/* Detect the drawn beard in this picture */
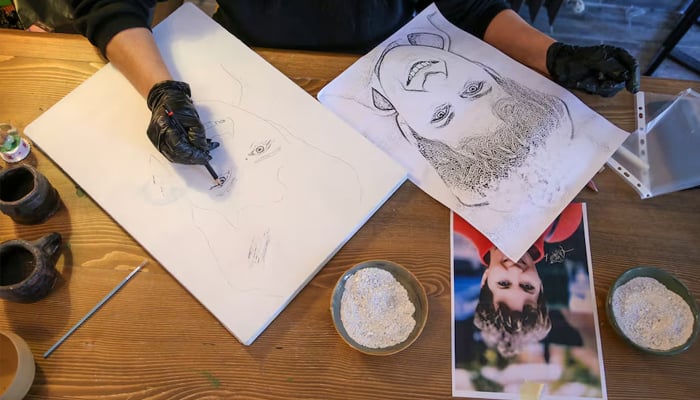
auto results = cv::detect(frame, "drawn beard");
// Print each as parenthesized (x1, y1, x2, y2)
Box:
(410, 77, 570, 205)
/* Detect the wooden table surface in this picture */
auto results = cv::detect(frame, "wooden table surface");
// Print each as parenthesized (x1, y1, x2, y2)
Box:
(1, 29, 699, 400)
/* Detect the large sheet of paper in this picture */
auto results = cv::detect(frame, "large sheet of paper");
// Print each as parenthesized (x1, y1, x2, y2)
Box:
(451, 203, 607, 399)
(24, 3, 406, 345)
(318, 4, 627, 261)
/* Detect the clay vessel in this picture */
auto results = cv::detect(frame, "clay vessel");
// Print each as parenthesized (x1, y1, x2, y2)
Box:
(0, 232, 62, 303)
(0, 164, 61, 225)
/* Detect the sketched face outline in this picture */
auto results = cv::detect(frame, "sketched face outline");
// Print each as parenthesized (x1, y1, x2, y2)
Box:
(377, 45, 509, 149)
(372, 41, 572, 206)
(482, 247, 542, 312)
(192, 102, 289, 224)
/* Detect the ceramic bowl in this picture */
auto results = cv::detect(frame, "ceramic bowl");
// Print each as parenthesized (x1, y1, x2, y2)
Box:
(606, 266, 699, 355)
(0, 330, 36, 399)
(330, 260, 428, 356)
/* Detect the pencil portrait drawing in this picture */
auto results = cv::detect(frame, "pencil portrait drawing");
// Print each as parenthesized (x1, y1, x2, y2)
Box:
(319, 4, 627, 260)
(370, 30, 574, 208)
(144, 66, 365, 292)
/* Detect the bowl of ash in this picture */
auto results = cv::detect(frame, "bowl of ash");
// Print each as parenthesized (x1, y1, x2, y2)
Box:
(330, 260, 428, 356)
(606, 266, 699, 355)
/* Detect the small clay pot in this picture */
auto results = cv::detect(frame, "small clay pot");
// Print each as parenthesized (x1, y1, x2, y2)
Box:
(0, 164, 62, 225)
(0, 232, 62, 303)
(0, 330, 35, 400)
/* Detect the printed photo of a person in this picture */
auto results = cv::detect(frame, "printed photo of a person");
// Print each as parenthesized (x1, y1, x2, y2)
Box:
(455, 203, 582, 357)
(452, 202, 607, 399)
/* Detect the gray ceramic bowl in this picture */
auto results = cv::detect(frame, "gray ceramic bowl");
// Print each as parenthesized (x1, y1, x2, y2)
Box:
(606, 266, 699, 355)
(330, 260, 428, 356)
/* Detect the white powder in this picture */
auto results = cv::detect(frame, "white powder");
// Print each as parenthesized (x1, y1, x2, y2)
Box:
(612, 276, 695, 351)
(340, 267, 416, 349)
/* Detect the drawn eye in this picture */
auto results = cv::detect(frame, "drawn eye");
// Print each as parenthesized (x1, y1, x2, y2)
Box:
(248, 140, 272, 157)
(431, 104, 451, 124)
(460, 81, 490, 99)
(465, 82, 482, 94)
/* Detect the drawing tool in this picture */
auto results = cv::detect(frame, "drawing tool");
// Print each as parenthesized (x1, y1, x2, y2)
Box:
(163, 107, 221, 184)
(203, 161, 220, 182)
(586, 180, 599, 193)
(43, 260, 147, 358)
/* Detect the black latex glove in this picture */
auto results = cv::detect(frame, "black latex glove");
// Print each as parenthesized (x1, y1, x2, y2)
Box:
(146, 80, 218, 165)
(546, 43, 640, 98)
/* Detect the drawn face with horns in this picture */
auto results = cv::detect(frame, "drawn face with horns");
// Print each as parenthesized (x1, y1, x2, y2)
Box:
(372, 33, 572, 206)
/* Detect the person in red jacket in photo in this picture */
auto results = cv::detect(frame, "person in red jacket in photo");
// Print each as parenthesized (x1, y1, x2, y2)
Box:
(453, 203, 583, 357)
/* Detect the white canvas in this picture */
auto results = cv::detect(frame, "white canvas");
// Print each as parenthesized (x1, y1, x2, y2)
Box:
(24, 3, 406, 345)
(318, 4, 627, 261)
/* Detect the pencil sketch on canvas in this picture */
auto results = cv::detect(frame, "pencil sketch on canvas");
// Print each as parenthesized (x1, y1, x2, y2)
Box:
(24, 3, 406, 346)
(318, 4, 628, 261)
(144, 65, 364, 292)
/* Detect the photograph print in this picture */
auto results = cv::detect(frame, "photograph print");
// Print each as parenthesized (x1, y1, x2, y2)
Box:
(451, 202, 607, 399)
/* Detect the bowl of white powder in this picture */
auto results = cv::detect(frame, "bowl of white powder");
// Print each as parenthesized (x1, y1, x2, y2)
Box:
(330, 260, 428, 356)
(606, 266, 699, 355)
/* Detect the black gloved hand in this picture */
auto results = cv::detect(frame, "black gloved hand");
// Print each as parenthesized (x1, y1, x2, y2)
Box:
(146, 80, 218, 165)
(546, 42, 640, 97)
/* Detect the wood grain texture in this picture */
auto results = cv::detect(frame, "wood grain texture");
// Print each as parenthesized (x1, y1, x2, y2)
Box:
(0, 29, 699, 400)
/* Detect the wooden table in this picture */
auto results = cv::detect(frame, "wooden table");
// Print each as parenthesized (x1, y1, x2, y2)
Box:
(1, 29, 699, 400)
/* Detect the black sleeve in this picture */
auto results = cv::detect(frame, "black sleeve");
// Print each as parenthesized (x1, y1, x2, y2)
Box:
(71, 0, 157, 57)
(423, 0, 511, 39)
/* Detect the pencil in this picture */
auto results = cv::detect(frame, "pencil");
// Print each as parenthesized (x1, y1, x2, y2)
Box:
(586, 180, 599, 193)
(163, 107, 219, 184)
(204, 161, 219, 181)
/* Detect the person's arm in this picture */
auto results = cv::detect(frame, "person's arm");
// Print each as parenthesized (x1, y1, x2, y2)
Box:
(482, 9, 554, 76)
(435, 0, 639, 97)
(72, 0, 217, 165)
(433, 0, 553, 74)
(485, 9, 640, 96)
(72, 0, 168, 96)
(105, 27, 173, 97)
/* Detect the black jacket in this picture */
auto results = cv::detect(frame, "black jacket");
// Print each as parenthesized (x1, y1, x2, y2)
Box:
(72, 0, 509, 56)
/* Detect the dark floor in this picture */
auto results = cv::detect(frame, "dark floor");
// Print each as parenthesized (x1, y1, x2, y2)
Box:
(186, 0, 700, 82)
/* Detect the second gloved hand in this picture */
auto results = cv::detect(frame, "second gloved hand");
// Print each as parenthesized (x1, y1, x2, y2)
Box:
(147, 80, 219, 165)
(546, 43, 640, 97)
